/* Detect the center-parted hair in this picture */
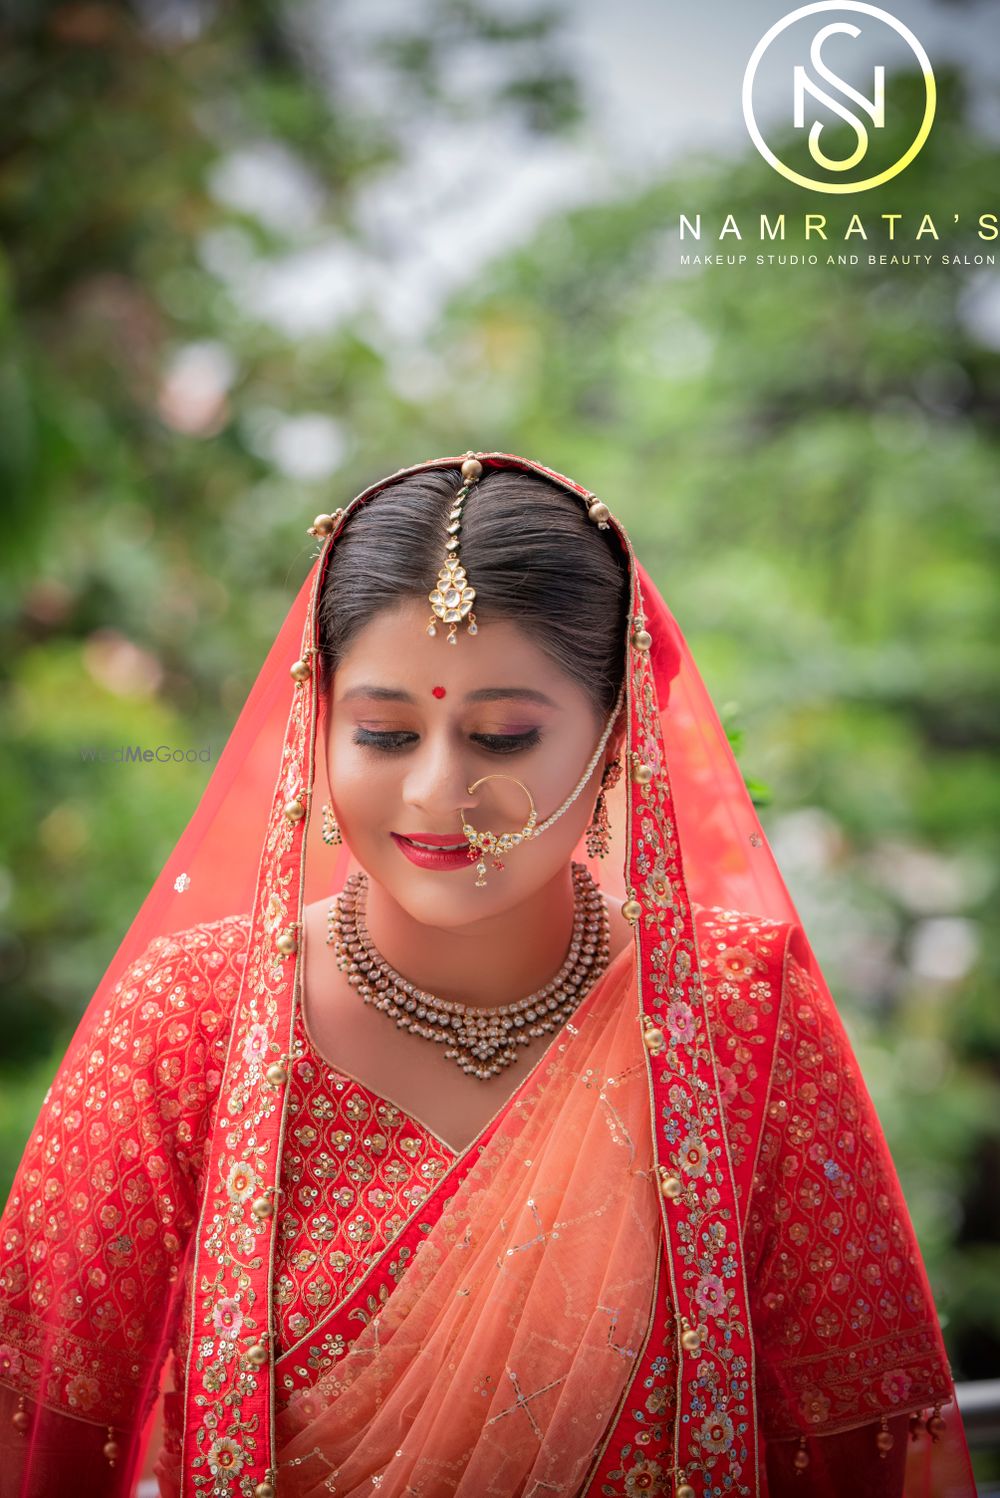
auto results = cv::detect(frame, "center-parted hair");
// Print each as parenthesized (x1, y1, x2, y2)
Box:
(316, 465, 629, 719)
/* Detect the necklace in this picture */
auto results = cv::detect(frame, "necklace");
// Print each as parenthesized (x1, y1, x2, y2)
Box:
(326, 861, 611, 1080)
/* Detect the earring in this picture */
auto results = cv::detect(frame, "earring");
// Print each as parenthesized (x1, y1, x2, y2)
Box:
(321, 802, 342, 846)
(585, 755, 622, 859)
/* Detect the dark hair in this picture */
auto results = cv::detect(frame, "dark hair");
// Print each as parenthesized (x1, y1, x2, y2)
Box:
(316, 465, 629, 719)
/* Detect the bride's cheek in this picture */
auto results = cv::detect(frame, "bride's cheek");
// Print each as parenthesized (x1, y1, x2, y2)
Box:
(343, 762, 396, 820)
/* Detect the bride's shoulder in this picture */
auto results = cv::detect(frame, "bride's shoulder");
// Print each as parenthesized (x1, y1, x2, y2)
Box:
(107, 910, 254, 1033)
(50, 912, 256, 1156)
(689, 904, 799, 1034)
(136, 909, 252, 968)
(691, 902, 795, 959)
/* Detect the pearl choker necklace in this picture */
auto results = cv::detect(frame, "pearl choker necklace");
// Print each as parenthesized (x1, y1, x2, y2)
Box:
(326, 862, 611, 1080)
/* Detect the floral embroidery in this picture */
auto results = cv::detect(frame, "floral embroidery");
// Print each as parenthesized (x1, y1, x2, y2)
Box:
(207, 1435, 246, 1476)
(695, 1274, 728, 1318)
(622, 1458, 668, 1495)
(593, 901, 954, 1484)
(714, 946, 765, 983)
(881, 1369, 913, 1402)
(212, 1298, 243, 1340)
(267, 993, 454, 1356)
(224, 1160, 258, 1205)
(66, 1372, 101, 1412)
(242, 1024, 269, 1065)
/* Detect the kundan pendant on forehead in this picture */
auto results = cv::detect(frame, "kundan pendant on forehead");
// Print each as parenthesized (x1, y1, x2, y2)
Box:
(426, 452, 482, 645)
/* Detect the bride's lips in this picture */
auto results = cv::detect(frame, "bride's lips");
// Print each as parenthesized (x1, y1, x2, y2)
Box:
(390, 831, 473, 871)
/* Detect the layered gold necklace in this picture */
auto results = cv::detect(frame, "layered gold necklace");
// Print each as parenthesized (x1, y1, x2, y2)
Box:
(326, 862, 611, 1080)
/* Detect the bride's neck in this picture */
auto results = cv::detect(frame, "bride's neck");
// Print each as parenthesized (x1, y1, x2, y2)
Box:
(361, 864, 579, 1010)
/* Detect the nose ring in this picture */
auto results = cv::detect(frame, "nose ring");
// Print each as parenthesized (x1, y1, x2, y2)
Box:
(461, 775, 537, 887)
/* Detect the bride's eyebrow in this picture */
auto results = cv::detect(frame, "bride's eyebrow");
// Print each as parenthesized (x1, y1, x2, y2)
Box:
(340, 685, 558, 708)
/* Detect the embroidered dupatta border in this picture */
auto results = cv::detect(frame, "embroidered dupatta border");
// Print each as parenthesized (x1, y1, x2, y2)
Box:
(179, 533, 329, 1494)
(179, 453, 760, 1498)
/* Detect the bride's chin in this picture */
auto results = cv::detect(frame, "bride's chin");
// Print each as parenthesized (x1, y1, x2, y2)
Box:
(378, 869, 521, 927)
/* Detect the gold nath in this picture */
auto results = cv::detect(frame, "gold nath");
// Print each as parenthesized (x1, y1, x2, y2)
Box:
(426, 453, 482, 645)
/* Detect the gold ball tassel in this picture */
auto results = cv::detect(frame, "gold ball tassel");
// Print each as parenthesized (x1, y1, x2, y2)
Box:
(792, 1435, 809, 1475)
(875, 1414, 895, 1458)
(104, 1424, 120, 1467)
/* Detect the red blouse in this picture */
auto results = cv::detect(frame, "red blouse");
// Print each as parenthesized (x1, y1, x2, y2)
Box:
(274, 995, 457, 1349)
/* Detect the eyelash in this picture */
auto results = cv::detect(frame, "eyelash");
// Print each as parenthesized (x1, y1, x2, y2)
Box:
(352, 729, 541, 756)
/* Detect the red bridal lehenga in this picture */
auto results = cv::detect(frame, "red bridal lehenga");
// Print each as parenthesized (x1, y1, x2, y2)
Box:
(0, 454, 979, 1498)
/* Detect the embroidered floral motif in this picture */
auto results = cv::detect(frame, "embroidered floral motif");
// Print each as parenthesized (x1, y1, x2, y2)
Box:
(207, 1434, 246, 1476)
(224, 1161, 259, 1205)
(212, 1298, 244, 1340)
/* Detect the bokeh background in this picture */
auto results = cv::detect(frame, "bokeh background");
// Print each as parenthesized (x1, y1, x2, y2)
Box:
(1, 0, 998, 1483)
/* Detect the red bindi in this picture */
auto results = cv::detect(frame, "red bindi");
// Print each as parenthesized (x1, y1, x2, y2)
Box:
(431, 686, 446, 699)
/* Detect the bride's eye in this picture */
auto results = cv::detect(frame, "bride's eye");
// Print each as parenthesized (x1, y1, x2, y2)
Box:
(472, 730, 542, 754)
(352, 730, 417, 751)
(352, 729, 541, 755)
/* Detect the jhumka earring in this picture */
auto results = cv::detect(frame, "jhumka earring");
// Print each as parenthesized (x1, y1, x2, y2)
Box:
(461, 775, 538, 887)
(321, 803, 342, 846)
(585, 755, 623, 859)
(426, 453, 482, 645)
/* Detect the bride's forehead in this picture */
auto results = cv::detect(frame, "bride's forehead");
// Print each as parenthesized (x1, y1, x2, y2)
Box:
(332, 631, 573, 709)
(339, 603, 550, 671)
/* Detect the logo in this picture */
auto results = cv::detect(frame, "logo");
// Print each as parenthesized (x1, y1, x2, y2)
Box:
(743, 2, 936, 193)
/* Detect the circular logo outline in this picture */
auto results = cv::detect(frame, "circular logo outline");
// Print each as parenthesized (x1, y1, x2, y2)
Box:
(742, 1, 936, 194)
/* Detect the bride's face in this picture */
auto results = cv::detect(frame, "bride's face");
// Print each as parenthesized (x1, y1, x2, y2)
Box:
(325, 597, 623, 928)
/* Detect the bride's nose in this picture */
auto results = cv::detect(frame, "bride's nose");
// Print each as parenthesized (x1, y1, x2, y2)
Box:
(400, 738, 480, 820)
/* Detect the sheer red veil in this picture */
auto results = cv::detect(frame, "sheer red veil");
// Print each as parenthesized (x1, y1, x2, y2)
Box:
(0, 452, 977, 1497)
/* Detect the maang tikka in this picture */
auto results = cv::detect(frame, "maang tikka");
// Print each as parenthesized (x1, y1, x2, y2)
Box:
(426, 453, 481, 644)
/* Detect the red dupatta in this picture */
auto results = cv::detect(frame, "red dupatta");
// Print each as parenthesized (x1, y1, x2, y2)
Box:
(0, 452, 978, 1497)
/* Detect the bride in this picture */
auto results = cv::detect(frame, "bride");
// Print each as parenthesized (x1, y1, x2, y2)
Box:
(0, 453, 978, 1497)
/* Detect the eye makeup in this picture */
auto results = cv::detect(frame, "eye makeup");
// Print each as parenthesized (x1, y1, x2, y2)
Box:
(351, 728, 542, 755)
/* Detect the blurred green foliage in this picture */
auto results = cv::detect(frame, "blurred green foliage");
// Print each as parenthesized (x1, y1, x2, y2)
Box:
(0, 7, 997, 1471)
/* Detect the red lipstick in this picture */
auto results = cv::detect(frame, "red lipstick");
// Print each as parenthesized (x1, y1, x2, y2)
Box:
(390, 832, 473, 871)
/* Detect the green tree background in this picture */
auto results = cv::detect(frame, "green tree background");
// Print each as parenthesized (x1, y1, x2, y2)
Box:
(1, 2, 997, 1480)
